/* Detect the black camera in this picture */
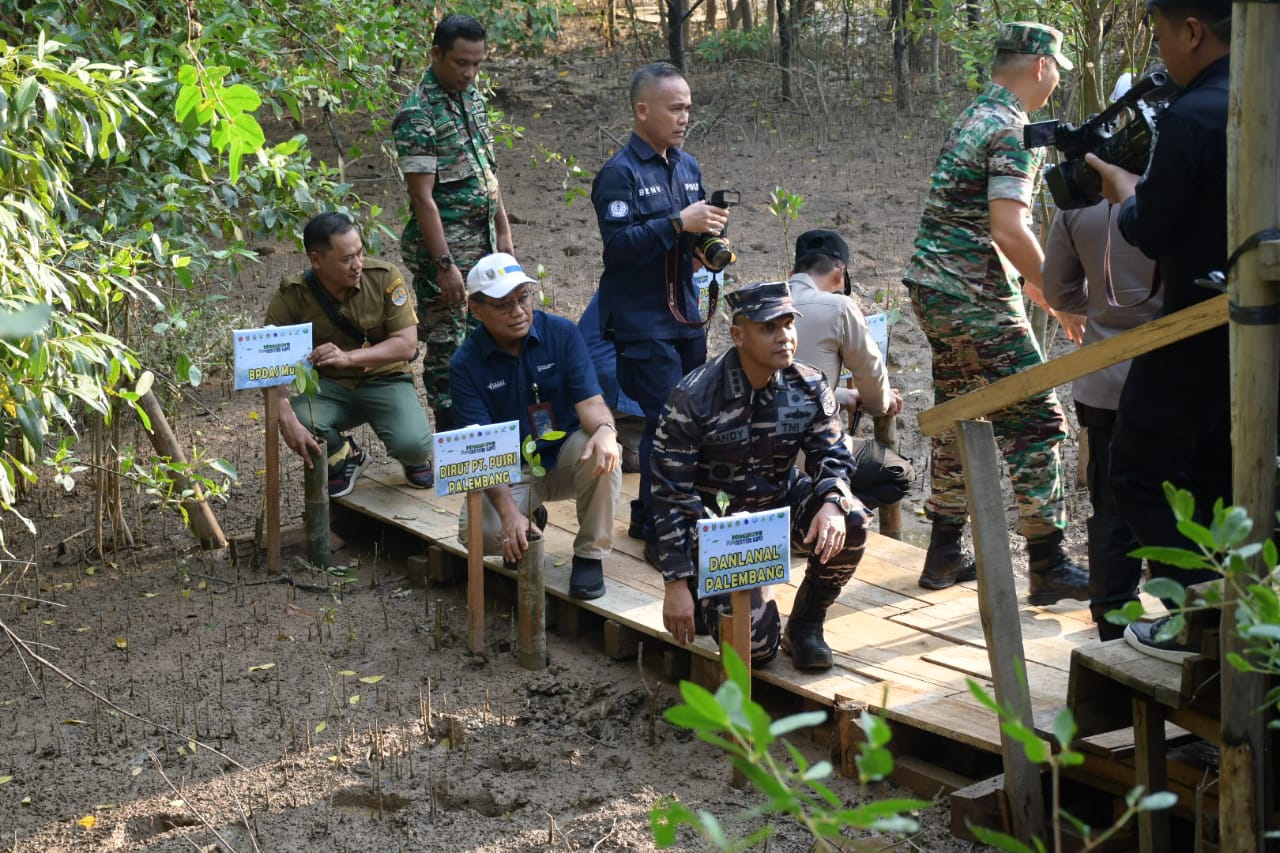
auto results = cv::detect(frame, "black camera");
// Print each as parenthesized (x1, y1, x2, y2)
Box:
(1023, 70, 1177, 210)
(692, 189, 739, 272)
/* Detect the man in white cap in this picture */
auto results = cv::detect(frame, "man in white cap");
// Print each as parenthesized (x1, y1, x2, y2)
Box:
(449, 253, 622, 599)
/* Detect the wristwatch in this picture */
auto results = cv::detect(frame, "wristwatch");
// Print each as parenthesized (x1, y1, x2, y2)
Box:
(668, 215, 683, 235)
(436, 254, 455, 270)
(824, 492, 857, 515)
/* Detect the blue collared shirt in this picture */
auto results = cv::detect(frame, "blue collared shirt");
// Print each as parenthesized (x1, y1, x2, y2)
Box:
(592, 132, 706, 342)
(450, 311, 602, 468)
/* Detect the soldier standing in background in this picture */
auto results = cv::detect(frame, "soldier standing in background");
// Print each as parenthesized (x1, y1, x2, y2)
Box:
(903, 22, 1089, 603)
(394, 13, 514, 432)
(652, 282, 870, 671)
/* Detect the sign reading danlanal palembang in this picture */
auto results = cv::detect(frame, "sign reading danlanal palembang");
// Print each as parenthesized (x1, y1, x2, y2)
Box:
(697, 507, 791, 599)
(434, 421, 522, 498)
(232, 323, 313, 391)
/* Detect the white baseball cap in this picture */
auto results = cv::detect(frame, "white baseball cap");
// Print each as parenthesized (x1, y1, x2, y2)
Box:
(466, 253, 536, 300)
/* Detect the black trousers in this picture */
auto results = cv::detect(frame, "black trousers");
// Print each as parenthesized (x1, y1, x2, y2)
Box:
(1110, 395, 1229, 592)
(1076, 402, 1141, 638)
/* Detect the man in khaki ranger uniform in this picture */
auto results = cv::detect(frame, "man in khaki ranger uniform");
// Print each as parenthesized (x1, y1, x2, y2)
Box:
(903, 22, 1089, 603)
(394, 13, 514, 434)
(265, 213, 434, 498)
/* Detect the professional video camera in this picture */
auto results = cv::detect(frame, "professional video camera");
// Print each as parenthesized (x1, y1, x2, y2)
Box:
(1023, 70, 1177, 210)
(691, 189, 739, 272)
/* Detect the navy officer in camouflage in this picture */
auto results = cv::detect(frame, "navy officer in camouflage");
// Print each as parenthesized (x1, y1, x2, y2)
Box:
(394, 14, 514, 434)
(652, 281, 871, 670)
(903, 22, 1089, 604)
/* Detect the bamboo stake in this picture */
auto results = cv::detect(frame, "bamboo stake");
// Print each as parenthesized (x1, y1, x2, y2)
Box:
(137, 390, 228, 550)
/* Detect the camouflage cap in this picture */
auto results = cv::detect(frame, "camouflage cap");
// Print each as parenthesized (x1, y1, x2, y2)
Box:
(724, 281, 803, 323)
(995, 21, 1074, 70)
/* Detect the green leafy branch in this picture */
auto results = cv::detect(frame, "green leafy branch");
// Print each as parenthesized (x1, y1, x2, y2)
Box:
(651, 645, 929, 851)
(767, 187, 805, 275)
(966, 678, 1174, 852)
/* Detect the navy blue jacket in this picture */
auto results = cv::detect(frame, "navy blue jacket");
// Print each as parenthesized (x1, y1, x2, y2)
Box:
(592, 133, 706, 342)
(449, 311, 602, 469)
(1117, 55, 1229, 427)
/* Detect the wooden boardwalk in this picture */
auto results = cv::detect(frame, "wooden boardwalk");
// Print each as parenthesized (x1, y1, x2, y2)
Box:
(337, 462, 1102, 760)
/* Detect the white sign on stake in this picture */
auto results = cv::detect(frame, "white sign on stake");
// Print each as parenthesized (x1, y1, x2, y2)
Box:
(434, 421, 522, 498)
(697, 507, 791, 599)
(232, 323, 312, 390)
(865, 313, 889, 361)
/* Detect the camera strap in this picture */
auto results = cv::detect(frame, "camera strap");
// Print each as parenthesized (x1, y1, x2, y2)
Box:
(1103, 203, 1161, 309)
(305, 269, 369, 346)
(664, 249, 718, 328)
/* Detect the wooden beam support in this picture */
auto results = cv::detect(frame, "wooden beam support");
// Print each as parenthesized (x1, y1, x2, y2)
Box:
(917, 294, 1228, 437)
(465, 490, 485, 653)
(1133, 695, 1171, 853)
(1223, 1, 1280, 844)
(603, 619, 641, 661)
(956, 419, 1045, 842)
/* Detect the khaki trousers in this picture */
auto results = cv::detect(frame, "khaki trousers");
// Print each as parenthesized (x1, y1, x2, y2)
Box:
(458, 428, 620, 560)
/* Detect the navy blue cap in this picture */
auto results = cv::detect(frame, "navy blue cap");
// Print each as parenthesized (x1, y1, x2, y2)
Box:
(724, 281, 803, 323)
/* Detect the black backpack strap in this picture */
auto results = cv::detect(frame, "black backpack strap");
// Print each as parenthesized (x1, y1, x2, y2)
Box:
(304, 269, 367, 346)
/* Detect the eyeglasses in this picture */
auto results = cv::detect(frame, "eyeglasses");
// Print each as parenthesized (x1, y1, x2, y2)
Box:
(483, 288, 534, 315)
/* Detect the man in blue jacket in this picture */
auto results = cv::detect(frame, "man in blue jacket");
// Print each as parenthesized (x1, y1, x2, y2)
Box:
(592, 61, 729, 566)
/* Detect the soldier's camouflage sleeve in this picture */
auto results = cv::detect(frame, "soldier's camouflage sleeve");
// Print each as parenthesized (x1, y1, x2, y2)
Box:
(651, 381, 707, 583)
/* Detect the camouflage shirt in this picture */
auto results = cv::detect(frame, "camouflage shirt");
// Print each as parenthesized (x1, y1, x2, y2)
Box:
(393, 67, 499, 258)
(651, 347, 860, 582)
(904, 82, 1043, 303)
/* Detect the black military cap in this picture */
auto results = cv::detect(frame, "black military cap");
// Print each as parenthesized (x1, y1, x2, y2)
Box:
(794, 229, 850, 266)
(724, 281, 803, 323)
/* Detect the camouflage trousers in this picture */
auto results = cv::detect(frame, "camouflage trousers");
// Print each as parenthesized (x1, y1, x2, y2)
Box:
(693, 483, 869, 666)
(401, 223, 492, 428)
(907, 283, 1067, 538)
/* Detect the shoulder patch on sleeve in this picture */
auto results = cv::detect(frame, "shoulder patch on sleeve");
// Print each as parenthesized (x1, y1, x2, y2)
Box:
(820, 387, 836, 418)
(388, 280, 409, 307)
(607, 199, 629, 219)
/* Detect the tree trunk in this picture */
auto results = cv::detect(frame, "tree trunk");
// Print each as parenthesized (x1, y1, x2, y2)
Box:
(137, 390, 228, 551)
(737, 0, 753, 31)
(777, 0, 791, 97)
(667, 0, 685, 69)
(892, 0, 910, 111)
(604, 0, 616, 48)
(705, 0, 717, 30)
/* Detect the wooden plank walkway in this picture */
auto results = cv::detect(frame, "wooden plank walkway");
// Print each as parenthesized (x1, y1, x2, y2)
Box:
(337, 462, 1105, 759)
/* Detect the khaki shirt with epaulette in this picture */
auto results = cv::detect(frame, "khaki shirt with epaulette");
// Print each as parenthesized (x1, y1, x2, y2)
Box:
(264, 257, 418, 384)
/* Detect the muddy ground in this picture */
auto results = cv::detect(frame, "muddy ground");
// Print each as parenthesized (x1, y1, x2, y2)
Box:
(0, 15, 1095, 851)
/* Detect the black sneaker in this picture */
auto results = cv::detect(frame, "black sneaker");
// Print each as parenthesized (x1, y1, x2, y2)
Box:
(328, 438, 371, 498)
(403, 462, 434, 489)
(569, 556, 606, 600)
(1124, 618, 1198, 664)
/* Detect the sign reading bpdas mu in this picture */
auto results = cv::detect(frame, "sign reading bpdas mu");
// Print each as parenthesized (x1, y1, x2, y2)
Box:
(697, 507, 791, 599)
(434, 421, 522, 498)
(232, 323, 312, 390)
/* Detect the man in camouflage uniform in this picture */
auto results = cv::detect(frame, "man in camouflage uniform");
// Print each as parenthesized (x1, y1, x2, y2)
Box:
(394, 14, 513, 432)
(652, 281, 871, 671)
(903, 22, 1089, 603)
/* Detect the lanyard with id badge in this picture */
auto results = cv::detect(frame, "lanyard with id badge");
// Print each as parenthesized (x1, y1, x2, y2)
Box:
(527, 382, 555, 442)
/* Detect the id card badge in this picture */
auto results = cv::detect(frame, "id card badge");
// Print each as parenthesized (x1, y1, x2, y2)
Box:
(528, 401, 555, 439)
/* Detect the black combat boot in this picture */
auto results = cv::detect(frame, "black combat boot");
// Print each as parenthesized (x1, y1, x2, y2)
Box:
(918, 522, 978, 590)
(627, 499, 646, 540)
(1026, 530, 1091, 605)
(783, 578, 843, 671)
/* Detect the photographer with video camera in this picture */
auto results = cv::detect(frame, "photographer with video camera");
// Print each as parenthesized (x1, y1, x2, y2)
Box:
(903, 21, 1089, 604)
(1085, 0, 1231, 660)
(592, 61, 733, 567)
